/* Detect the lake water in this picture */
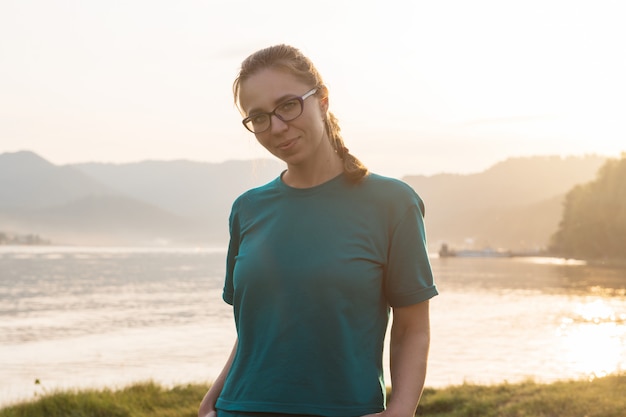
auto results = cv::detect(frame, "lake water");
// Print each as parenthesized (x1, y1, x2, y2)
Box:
(1, 246, 625, 407)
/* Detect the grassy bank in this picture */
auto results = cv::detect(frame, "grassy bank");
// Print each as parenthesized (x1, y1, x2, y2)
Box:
(1, 374, 625, 417)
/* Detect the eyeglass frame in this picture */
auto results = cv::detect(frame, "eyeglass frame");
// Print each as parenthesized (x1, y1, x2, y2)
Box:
(241, 87, 319, 134)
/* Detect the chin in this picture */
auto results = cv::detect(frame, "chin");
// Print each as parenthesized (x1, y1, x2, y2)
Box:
(278, 150, 308, 166)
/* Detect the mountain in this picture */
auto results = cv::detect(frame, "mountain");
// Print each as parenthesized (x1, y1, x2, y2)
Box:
(0, 151, 114, 208)
(1, 194, 197, 246)
(0, 151, 284, 245)
(0, 150, 608, 249)
(69, 158, 284, 242)
(70, 159, 283, 218)
(403, 154, 608, 251)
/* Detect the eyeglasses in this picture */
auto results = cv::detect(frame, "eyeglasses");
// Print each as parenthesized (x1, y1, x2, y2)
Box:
(242, 88, 318, 133)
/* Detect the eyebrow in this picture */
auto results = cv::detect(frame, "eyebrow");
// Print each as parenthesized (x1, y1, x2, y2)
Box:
(246, 93, 300, 116)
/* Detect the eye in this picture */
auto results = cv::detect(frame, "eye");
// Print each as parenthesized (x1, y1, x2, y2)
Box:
(251, 114, 269, 125)
(277, 99, 299, 113)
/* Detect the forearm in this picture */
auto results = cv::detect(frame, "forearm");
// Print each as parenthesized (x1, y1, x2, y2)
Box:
(198, 339, 238, 417)
(386, 302, 431, 417)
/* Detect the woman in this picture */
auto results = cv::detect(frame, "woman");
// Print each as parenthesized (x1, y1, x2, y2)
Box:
(199, 44, 438, 417)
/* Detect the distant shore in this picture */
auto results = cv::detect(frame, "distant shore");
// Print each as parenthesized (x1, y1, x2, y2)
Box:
(0, 232, 51, 246)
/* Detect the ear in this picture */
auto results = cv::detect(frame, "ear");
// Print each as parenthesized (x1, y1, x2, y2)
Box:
(318, 85, 329, 113)
(319, 95, 329, 113)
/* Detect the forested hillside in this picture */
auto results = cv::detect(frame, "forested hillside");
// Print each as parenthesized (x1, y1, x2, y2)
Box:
(550, 154, 626, 260)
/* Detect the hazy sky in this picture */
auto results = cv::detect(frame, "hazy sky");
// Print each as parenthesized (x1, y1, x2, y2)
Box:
(1, 0, 624, 177)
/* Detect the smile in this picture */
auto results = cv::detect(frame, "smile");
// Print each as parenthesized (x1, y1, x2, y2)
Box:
(277, 138, 298, 150)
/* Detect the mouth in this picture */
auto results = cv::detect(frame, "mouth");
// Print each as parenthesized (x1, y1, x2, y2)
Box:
(276, 138, 298, 151)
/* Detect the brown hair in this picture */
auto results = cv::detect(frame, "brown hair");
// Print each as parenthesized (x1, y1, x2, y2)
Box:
(233, 44, 368, 183)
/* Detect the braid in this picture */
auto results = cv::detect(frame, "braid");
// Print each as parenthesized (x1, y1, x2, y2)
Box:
(324, 111, 368, 183)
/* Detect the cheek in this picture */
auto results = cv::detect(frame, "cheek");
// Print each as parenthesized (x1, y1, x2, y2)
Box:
(309, 113, 327, 138)
(301, 105, 325, 131)
(254, 133, 271, 147)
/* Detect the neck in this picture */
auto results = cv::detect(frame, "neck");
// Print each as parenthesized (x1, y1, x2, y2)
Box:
(282, 148, 343, 189)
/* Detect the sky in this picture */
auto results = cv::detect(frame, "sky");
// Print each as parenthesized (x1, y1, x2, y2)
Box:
(1, 0, 624, 177)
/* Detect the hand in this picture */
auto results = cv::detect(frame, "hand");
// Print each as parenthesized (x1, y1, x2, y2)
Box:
(360, 410, 413, 417)
(198, 410, 217, 417)
(360, 412, 388, 417)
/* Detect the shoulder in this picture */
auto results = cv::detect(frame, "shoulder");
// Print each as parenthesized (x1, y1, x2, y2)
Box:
(360, 173, 425, 215)
(229, 176, 282, 224)
(363, 173, 416, 193)
(232, 176, 281, 206)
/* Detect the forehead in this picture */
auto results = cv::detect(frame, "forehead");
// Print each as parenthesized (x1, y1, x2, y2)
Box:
(239, 68, 310, 115)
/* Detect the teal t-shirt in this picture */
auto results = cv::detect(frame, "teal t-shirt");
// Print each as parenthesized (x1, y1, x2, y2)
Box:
(216, 172, 438, 417)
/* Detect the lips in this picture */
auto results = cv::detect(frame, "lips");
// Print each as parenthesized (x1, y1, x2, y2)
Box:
(277, 138, 298, 151)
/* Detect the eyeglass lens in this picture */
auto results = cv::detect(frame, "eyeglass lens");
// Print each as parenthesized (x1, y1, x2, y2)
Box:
(245, 98, 303, 133)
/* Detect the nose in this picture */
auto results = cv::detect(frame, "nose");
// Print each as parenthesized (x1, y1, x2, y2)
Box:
(269, 114, 289, 133)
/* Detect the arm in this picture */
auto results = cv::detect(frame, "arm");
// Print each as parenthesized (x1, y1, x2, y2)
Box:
(198, 338, 238, 417)
(385, 300, 431, 417)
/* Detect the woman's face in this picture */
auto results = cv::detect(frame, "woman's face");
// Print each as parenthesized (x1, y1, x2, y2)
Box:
(239, 68, 329, 167)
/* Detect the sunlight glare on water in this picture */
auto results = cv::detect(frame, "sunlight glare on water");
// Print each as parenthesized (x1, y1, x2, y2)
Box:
(517, 256, 587, 266)
(557, 298, 626, 379)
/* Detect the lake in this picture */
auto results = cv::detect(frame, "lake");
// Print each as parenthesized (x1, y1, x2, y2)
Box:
(1, 246, 625, 407)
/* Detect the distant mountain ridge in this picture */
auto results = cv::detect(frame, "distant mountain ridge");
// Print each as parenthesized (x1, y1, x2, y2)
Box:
(71, 159, 283, 218)
(0, 151, 283, 245)
(0, 150, 608, 248)
(0, 151, 114, 208)
(403, 154, 607, 251)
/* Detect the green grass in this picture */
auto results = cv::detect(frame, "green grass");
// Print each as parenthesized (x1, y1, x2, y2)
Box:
(415, 374, 626, 417)
(0, 381, 206, 417)
(2, 375, 625, 417)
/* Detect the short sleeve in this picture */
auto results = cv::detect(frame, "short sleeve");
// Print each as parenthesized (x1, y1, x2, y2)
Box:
(384, 195, 438, 307)
(222, 200, 241, 305)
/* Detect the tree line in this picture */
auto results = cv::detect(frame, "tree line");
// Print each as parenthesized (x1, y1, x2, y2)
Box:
(549, 153, 626, 260)
(0, 231, 51, 245)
